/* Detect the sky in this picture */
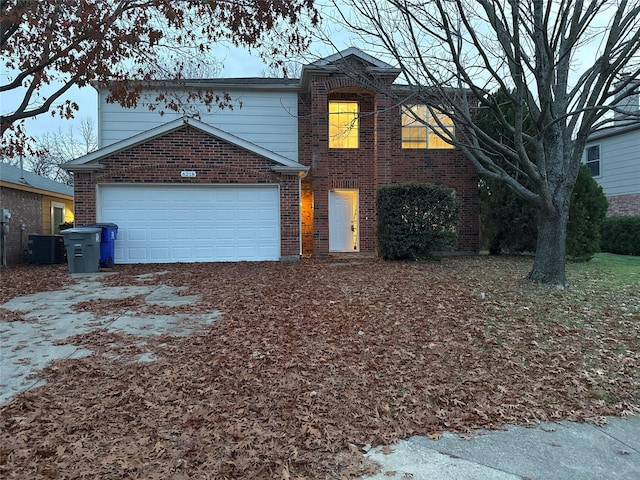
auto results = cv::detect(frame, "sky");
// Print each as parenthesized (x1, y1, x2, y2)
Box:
(15, 44, 326, 139)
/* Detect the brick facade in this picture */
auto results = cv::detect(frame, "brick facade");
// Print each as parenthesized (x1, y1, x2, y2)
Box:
(607, 193, 640, 216)
(298, 61, 479, 256)
(0, 187, 42, 264)
(72, 126, 301, 258)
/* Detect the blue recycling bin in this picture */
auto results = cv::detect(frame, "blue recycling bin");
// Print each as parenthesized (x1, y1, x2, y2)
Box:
(89, 223, 118, 268)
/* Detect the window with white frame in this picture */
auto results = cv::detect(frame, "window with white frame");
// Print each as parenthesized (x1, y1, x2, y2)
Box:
(402, 105, 455, 149)
(586, 145, 601, 177)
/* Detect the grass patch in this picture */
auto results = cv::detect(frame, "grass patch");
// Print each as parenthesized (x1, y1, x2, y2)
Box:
(570, 252, 640, 285)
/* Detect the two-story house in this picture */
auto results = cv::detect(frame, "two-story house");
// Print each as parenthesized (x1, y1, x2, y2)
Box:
(64, 48, 479, 264)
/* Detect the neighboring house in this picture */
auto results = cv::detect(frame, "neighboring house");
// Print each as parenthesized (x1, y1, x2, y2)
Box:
(584, 81, 640, 216)
(0, 162, 74, 264)
(64, 48, 479, 264)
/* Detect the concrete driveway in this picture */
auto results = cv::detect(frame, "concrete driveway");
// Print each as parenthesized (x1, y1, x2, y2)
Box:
(0, 271, 220, 404)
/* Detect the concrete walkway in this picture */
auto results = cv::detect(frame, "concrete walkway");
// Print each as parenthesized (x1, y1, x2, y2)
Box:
(1, 273, 638, 479)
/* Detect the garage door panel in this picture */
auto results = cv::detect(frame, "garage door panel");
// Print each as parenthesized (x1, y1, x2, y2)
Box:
(194, 246, 215, 260)
(150, 247, 170, 261)
(172, 247, 193, 261)
(171, 230, 191, 241)
(215, 208, 236, 221)
(195, 228, 214, 239)
(149, 210, 168, 222)
(127, 210, 149, 222)
(98, 185, 280, 263)
(127, 247, 148, 262)
(235, 209, 257, 221)
(150, 229, 169, 240)
(237, 227, 256, 240)
(193, 210, 212, 221)
(128, 229, 148, 241)
(258, 226, 277, 239)
(214, 227, 234, 240)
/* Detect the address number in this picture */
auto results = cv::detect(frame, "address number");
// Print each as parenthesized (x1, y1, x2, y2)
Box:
(180, 170, 197, 178)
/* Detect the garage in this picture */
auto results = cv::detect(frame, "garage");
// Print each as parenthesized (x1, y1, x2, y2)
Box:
(97, 184, 281, 263)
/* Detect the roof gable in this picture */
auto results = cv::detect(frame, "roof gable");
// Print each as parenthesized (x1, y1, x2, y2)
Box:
(301, 47, 401, 90)
(63, 117, 307, 173)
(307, 47, 397, 71)
(588, 121, 640, 142)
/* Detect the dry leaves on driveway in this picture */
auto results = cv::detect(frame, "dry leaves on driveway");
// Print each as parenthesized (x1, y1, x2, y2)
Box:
(1, 256, 638, 479)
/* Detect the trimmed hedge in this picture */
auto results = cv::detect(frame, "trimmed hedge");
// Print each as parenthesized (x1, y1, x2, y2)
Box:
(377, 183, 459, 260)
(601, 216, 640, 256)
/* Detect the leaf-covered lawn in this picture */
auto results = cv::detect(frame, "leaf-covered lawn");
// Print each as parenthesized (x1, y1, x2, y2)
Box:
(1, 256, 638, 479)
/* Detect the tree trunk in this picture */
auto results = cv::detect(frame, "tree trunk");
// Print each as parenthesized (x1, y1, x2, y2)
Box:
(527, 204, 570, 288)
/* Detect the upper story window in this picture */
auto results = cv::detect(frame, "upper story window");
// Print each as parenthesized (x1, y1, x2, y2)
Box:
(402, 105, 455, 149)
(585, 145, 601, 177)
(329, 101, 359, 149)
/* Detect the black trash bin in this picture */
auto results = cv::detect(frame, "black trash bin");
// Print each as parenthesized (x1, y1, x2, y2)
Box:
(89, 223, 119, 268)
(60, 227, 101, 273)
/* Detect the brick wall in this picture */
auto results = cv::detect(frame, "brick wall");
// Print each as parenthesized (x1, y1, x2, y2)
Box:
(298, 69, 480, 256)
(387, 149, 480, 252)
(72, 126, 301, 257)
(607, 193, 640, 216)
(0, 187, 42, 264)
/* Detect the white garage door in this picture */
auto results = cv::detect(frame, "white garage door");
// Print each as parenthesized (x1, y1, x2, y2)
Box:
(98, 184, 280, 263)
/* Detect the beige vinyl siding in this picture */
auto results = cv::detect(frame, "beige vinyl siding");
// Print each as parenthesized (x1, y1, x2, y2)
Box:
(98, 88, 299, 160)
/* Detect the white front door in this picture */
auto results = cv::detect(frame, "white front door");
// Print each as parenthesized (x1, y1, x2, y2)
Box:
(329, 189, 358, 252)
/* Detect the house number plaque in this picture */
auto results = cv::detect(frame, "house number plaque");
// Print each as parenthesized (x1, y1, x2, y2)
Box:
(180, 170, 197, 178)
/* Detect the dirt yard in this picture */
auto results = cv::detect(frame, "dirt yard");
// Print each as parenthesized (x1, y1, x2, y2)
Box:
(1, 256, 638, 479)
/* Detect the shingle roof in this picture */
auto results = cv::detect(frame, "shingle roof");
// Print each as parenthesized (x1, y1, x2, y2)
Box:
(0, 162, 73, 196)
(588, 121, 640, 141)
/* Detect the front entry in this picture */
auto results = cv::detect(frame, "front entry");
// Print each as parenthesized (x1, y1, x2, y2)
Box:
(329, 189, 358, 252)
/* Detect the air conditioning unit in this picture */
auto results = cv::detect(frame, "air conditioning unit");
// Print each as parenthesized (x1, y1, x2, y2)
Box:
(27, 235, 65, 264)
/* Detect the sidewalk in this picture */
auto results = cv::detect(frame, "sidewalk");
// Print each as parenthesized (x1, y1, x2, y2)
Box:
(362, 415, 640, 479)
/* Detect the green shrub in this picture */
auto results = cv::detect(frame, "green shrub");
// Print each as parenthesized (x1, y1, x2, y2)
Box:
(377, 183, 459, 260)
(480, 165, 608, 260)
(601, 216, 640, 256)
(479, 176, 537, 254)
(476, 87, 538, 254)
(566, 165, 609, 261)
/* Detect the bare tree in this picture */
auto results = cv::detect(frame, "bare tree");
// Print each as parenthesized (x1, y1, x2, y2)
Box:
(335, 0, 640, 287)
(261, 61, 303, 78)
(29, 118, 97, 185)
